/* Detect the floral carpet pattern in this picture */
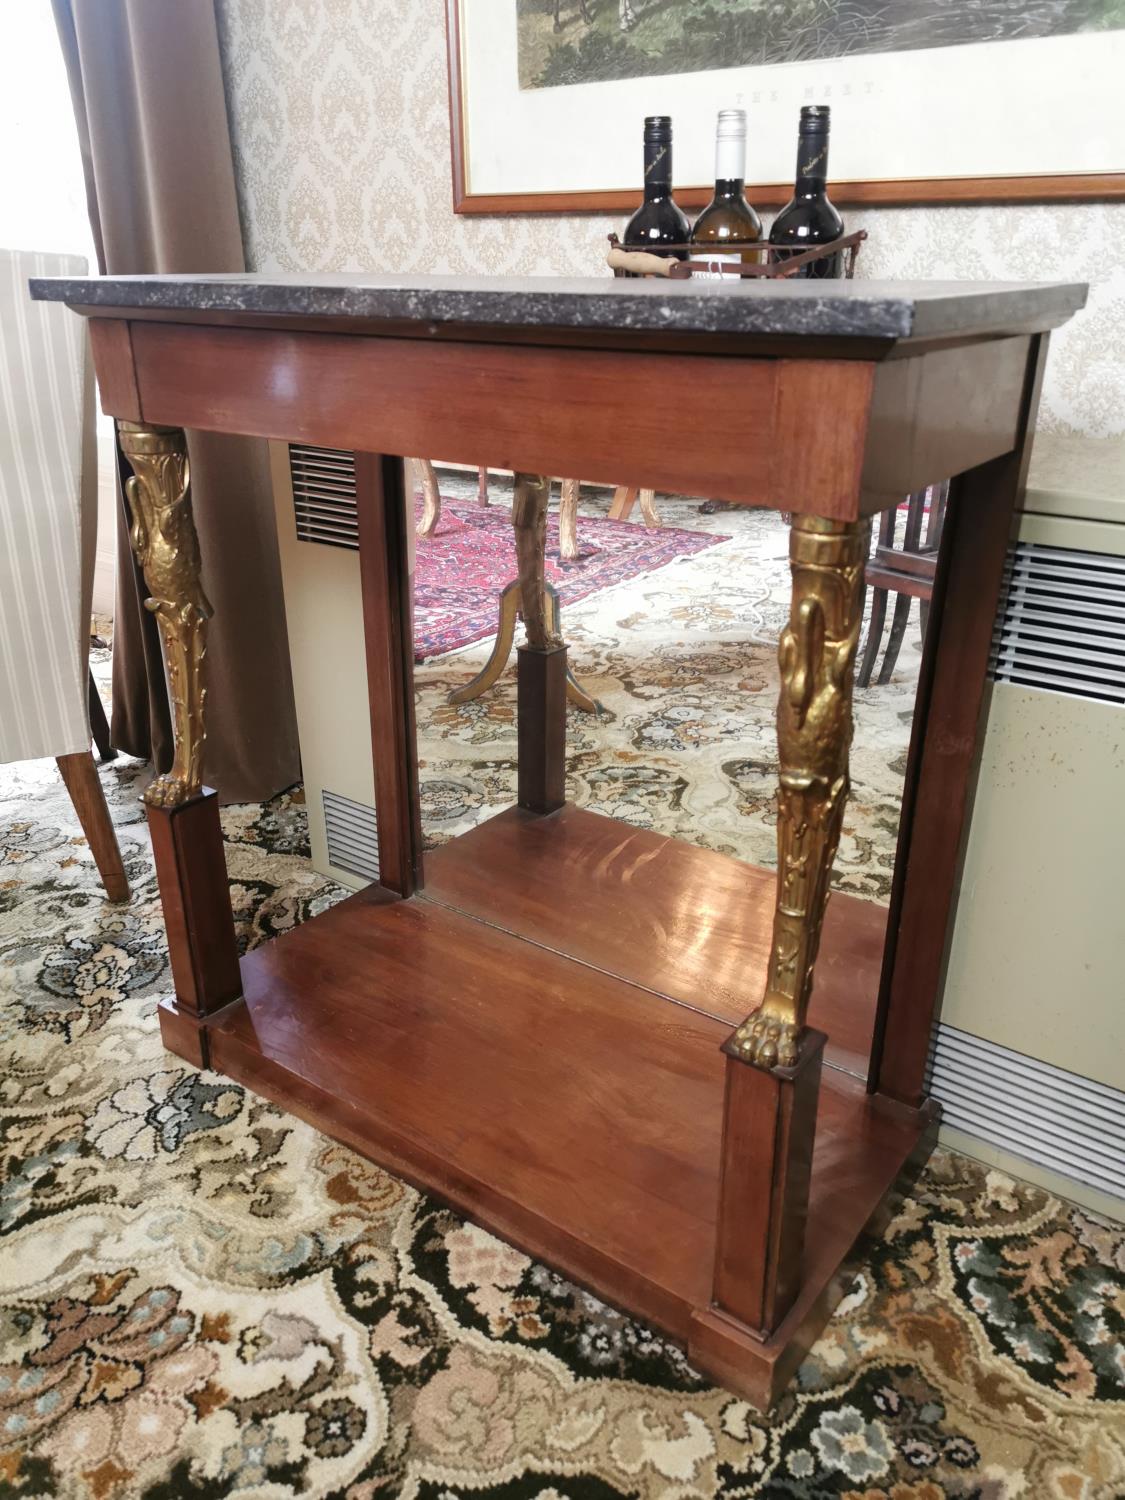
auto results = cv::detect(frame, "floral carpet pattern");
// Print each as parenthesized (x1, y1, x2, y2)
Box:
(2, 493, 1123, 1497)
(410, 490, 729, 662)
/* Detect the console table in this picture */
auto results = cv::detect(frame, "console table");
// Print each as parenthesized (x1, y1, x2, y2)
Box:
(30, 272, 1085, 1408)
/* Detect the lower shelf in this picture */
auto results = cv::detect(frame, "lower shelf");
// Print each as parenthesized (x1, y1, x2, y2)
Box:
(174, 804, 934, 1402)
(423, 804, 888, 1081)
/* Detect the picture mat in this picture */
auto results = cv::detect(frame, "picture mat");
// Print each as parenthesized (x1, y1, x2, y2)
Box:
(459, 0, 1124, 196)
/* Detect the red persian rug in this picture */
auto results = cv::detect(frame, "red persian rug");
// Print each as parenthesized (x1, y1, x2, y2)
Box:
(412, 493, 729, 661)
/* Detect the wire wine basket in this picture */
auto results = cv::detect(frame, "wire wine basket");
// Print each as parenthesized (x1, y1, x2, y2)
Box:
(607, 229, 866, 280)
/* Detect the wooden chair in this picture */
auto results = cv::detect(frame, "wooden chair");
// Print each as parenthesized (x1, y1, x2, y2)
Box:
(417, 466, 662, 563)
(0, 248, 128, 902)
(415, 459, 489, 536)
(858, 482, 949, 687)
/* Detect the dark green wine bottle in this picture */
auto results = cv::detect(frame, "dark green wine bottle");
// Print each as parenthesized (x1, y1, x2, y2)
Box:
(622, 116, 690, 269)
(769, 105, 845, 279)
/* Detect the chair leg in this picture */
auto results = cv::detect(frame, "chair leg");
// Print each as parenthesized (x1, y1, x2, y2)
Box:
(56, 751, 129, 902)
(638, 488, 661, 529)
(608, 486, 637, 521)
(857, 586, 888, 688)
(558, 478, 580, 561)
(415, 459, 441, 537)
(878, 592, 913, 685)
(477, 467, 490, 506)
(88, 669, 116, 761)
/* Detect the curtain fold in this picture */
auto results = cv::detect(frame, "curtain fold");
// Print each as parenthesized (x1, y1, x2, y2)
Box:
(52, 0, 300, 804)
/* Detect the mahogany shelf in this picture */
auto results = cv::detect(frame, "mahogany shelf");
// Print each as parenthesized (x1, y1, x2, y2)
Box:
(424, 805, 887, 1082)
(195, 804, 933, 1399)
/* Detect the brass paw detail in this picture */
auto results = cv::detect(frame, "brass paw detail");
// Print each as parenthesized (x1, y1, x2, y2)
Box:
(144, 773, 199, 810)
(732, 1012, 800, 1071)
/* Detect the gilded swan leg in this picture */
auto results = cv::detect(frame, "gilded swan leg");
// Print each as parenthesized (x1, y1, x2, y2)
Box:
(118, 423, 212, 809)
(731, 515, 868, 1070)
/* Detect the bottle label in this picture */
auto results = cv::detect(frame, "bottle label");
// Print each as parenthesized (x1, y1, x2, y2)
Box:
(799, 141, 828, 179)
(692, 253, 740, 280)
(644, 140, 672, 192)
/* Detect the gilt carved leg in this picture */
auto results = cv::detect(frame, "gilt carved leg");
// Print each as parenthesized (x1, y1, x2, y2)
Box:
(118, 423, 212, 810)
(712, 513, 867, 1337)
(733, 515, 868, 1069)
(117, 422, 240, 1044)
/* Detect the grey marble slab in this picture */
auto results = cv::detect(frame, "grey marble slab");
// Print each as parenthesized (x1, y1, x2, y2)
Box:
(29, 271, 1086, 342)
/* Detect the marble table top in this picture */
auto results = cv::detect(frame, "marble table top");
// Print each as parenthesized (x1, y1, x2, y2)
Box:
(29, 272, 1087, 344)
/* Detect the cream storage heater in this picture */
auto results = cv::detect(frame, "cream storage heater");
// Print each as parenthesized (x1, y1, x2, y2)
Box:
(270, 442, 381, 889)
(272, 437, 1124, 1216)
(935, 435, 1125, 1217)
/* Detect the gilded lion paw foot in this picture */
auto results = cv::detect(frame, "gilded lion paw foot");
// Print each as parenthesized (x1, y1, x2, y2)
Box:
(731, 1012, 800, 1070)
(143, 773, 196, 809)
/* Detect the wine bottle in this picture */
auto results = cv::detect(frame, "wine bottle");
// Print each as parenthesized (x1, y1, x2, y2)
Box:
(689, 108, 762, 277)
(769, 105, 845, 279)
(622, 116, 690, 268)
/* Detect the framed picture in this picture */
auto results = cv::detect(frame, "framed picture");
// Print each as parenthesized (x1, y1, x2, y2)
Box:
(446, 0, 1125, 213)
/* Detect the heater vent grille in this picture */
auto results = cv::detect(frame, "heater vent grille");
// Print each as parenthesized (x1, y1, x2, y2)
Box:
(928, 1023, 1125, 1201)
(290, 445, 358, 549)
(322, 789, 379, 883)
(990, 540, 1125, 705)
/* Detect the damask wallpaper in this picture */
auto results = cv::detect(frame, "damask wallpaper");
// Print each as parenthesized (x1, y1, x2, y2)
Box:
(215, 0, 1124, 437)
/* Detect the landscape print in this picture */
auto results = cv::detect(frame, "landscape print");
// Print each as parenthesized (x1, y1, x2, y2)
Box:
(517, 0, 1125, 89)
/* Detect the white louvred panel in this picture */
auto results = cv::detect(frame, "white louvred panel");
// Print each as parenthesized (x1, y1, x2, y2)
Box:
(322, 788, 379, 883)
(290, 444, 358, 549)
(928, 1023, 1125, 1201)
(990, 541, 1125, 705)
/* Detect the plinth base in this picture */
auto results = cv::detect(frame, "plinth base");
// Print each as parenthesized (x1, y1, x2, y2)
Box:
(159, 804, 936, 1405)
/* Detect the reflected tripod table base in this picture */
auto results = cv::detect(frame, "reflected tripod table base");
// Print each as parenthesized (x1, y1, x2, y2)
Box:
(447, 580, 605, 715)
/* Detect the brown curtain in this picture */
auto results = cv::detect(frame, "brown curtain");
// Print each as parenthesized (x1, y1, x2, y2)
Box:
(53, 0, 299, 804)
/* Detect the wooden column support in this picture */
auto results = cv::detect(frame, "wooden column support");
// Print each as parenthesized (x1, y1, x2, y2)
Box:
(513, 471, 568, 814)
(713, 1030, 825, 1333)
(517, 645, 568, 813)
(870, 334, 1050, 1106)
(148, 788, 241, 1068)
(356, 454, 423, 897)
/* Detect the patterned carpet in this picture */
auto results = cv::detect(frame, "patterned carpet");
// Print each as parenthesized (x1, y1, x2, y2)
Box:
(411, 489, 728, 661)
(1, 488, 1122, 1498)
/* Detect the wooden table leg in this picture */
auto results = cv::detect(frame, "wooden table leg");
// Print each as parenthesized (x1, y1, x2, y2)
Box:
(118, 422, 241, 1068)
(513, 472, 567, 813)
(871, 336, 1049, 1106)
(713, 514, 867, 1334)
(357, 454, 423, 897)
